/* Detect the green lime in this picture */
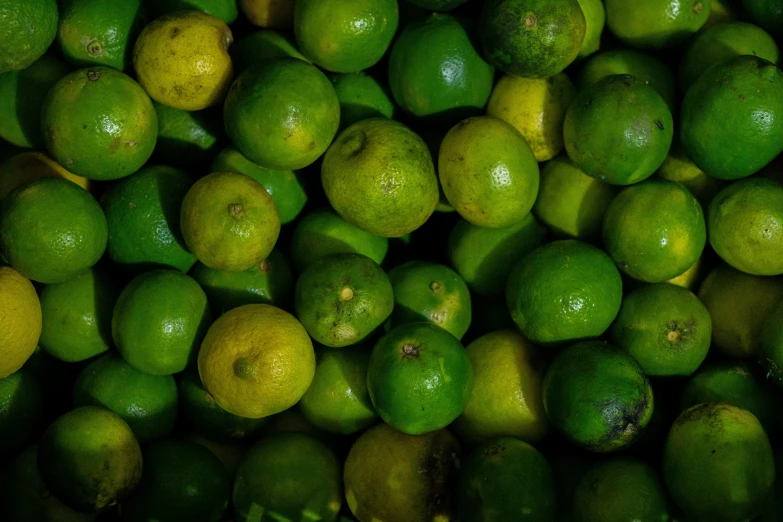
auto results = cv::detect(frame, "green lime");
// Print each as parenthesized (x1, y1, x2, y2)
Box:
(609, 283, 712, 376)
(210, 145, 307, 225)
(112, 269, 212, 375)
(299, 345, 378, 434)
(322, 118, 439, 237)
(707, 178, 783, 275)
(331, 71, 395, 129)
(389, 14, 494, 121)
(454, 330, 549, 444)
(681, 55, 783, 180)
(576, 0, 605, 59)
(740, 0, 783, 39)
(39, 267, 119, 362)
(388, 261, 472, 339)
(57, 0, 147, 71)
(38, 406, 143, 513)
(367, 322, 473, 435)
(460, 437, 556, 522)
(656, 142, 728, 206)
(564, 75, 673, 186)
(231, 30, 309, 72)
(344, 423, 461, 522)
(179, 369, 267, 442)
(191, 248, 294, 315)
(153, 102, 224, 171)
(439, 116, 539, 228)
(224, 58, 340, 170)
(603, 179, 706, 283)
(73, 353, 178, 443)
(478, 0, 586, 78)
(0, 369, 43, 460)
(698, 263, 783, 358)
(238, 0, 294, 28)
(761, 299, 783, 386)
(233, 433, 342, 522)
(0, 177, 107, 284)
(663, 403, 775, 522)
(605, 0, 710, 48)
(0, 55, 69, 148)
(447, 213, 547, 296)
(294, 0, 399, 73)
(543, 341, 654, 452)
(506, 239, 623, 345)
(41, 67, 157, 180)
(571, 458, 671, 522)
(533, 155, 619, 241)
(180, 171, 280, 272)
(577, 48, 677, 109)
(149, 0, 239, 24)
(0, 0, 58, 74)
(101, 165, 197, 273)
(289, 208, 389, 272)
(119, 439, 230, 522)
(294, 253, 393, 347)
(0, 445, 96, 522)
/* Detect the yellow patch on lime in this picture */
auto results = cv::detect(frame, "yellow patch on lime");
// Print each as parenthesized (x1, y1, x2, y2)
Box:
(0, 151, 90, 201)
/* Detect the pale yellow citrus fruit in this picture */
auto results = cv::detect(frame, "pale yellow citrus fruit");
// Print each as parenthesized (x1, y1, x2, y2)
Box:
(0, 266, 42, 378)
(0, 151, 89, 201)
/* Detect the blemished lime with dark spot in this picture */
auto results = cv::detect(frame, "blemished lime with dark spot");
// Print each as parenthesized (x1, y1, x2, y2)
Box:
(331, 71, 395, 129)
(578, 48, 676, 109)
(506, 239, 623, 345)
(191, 248, 294, 315)
(603, 179, 706, 283)
(367, 322, 473, 435)
(605, 0, 710, 49)
(0, 0, 58, 74)
(153, 102, 224, 171)
(112, 269, 212, 375)
(478, 0, 586, 78)
(119, 439, 230, 522)
(460, 437, 556, 522)
(571, 458, 672, 522)
(231, 30, 309, 72)
(233, 433, 342, 522)
(543, 341, 654, 452)
(564, 74, 673, 186)
(39, 267, 119, 362)
(224, 57, 340, 170)
(37, 406, 143, 513)
(73, 353, 178, 443)
(609, 283, 712, 376)
(149, 0, 239, 24)
(681, 55, 783, 180)
(41, 67, 157, 180)
(0, 177, 108, 284)
(299, 345, 378, 434)
(344, 423, 461, 522)
(210, 145, 307, 225)
(447, 213, 547, 297)
(0, 369, 44, 460)
(663, 403, 775, 522)
(289, 208, 389, 272)
(439, 116, 540, 228)
(656, 141, 728, 206)
(101, 165, 197, 274)
(388, 14, 494, 121)
(0, 55, 69, 149)
(295, 253, 393, 347)
(707, 178, 783, 276)
(388, 261, 472, 340)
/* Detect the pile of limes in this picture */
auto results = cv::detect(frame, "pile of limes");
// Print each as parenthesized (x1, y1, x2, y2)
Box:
(2, 0, 783, 521)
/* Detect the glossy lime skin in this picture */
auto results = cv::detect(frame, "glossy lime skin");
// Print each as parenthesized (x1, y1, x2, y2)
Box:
(0, 370, 44, 460)
(479, 0, 586, 78)
(605, 0, 710, 49)
(0, 0, 58, 73)
(101, 165, 197, 273)
(223, 58, 340, 170)
(459, 437, 556, 522)
(153, 102, 224, 171)
(506, 240, 623, 345)
(331, 71, 395, 129)
(707, 178, 783, 276)
(603, 179, 706, 283)
(564, 75, 673, 186)
(0, 177, 108, 284)
(0, 56, 69, 148)
(112, 269, 213, 376)
(543, 341, 654, 452)
(295, 253, 393, 347)
(681, 55, 783, 180)
(389, 14, 494, 120)
(367, 322, 473, 435)
(41, 67, 157, 180)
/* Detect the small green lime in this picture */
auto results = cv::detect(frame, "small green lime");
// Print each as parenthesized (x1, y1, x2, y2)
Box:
(153, 102, 224, 171)
(0, 0, 58, 74)
(0, 369, 44, 460)
(231, 30, 309, 72)
(605, 0, 710, 49)
(331, 71, 395, 129)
